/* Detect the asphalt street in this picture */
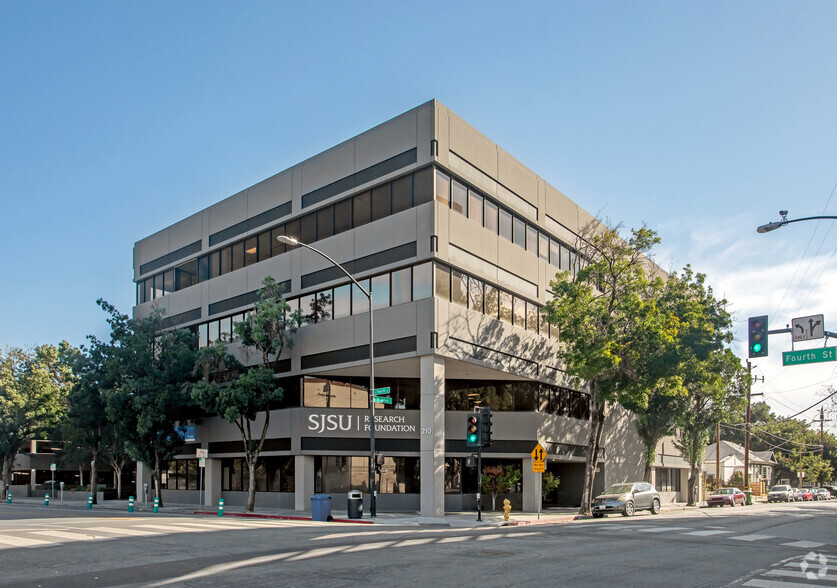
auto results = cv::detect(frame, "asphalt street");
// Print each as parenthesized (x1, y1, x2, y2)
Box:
(0, 500, 835, 587)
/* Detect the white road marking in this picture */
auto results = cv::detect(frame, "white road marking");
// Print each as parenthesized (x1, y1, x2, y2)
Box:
(0, 535, 60, 548)
(743, 579, 822, 588)
(85, 526, 161, 537)
(731, 534, 774, 542)
(29, 530, 100, 541)
(636, 527, 689, 533)
(781, 540, 825, 549)
(682, 530, 731, 536)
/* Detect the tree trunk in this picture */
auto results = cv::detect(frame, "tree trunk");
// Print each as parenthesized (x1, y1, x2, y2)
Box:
(245, 458, 257, 513)
(1, 455, 11, 497)
(579, 387, 607, 516)
(78, 463, 84, 489)
(115, 465, 123, 500)
(644, 461, 653, 484)
(91, 453, 98, 504)
(687, 465, 700, 506)
(154, 452, 164, 508)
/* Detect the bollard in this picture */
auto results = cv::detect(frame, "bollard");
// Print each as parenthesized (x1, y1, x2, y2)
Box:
(87, 494, 93, 509)
(503, 498, 512, 521)
(153, 496, 159, 513)
(44, 493, 50, 507)
(128, 496, 134, 513)
(218, 498, 224, 517)
(6, 491, 11, 504)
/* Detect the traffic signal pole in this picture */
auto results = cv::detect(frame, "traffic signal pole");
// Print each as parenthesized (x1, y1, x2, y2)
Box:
(477, 442, 482, 522)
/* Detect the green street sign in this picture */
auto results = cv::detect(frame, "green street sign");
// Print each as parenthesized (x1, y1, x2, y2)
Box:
(782, 347, 837, 366)
(372, 387, 391, 396)
(372, 395, 393, 404)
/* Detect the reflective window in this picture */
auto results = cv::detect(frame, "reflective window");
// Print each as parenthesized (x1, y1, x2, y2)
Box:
(208, 320, 219, 344)
(513, 296, 526, 327)
(550, 238, 561, 268)
(258, 231, 271, 262)
(468, 276, 484, 312)
(539, 233, 549, 262)
(468, 189, 483, 224)
(499, 290, 513, 324)
(527, 302, 539, 332)
(299, 293, 315, 325)
(333, 199, 352, 234)
(153, 274, 165, 299)
(526, 225, 538, 255)
(499, 209, 513, 242)
(231, 241, 244, 271)
(484, 200, 499, 233)
(271, 226, 286, 257)
(391, 174, 413, 213)
(484, 284, 499, 319)
(219, 316, 232, 342)
(512, 215, 526, 248)
(316, 207, 333, 241)
(333, 284, 351, 319)
(435, 170, 450, 206)
(209, 251, 221, 279)
(435, 264, 451, 301)
(561, 245, 571, 271)
(244, 237, 258, 267)
(299, 213, 316, 244)
(314, 291, 332, 322)
(175, 260, 198, 290)
(198, 323, 208, 348)
(353, 191, 371, 227)
(371, 274, 390, 310)
(412, 262, 432, 300)
(391, 267, 412, 306)
(220, 246, 232, 275)
(231, 313, 244, 342)
(284, 218, 300, 241)
(413, 167, 434, 205)
(451, 270, 468, 307)
(371, 184, 391, 222)
(451, 180, 467, 215)
(352, 279, 371, 314)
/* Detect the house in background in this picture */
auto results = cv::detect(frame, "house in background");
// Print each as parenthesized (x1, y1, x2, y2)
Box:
(704, 440, 776, 487)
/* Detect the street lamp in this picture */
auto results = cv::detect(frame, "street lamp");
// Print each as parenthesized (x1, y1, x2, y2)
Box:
(277, 235, 377, 518)
(757, 210, 837, 233)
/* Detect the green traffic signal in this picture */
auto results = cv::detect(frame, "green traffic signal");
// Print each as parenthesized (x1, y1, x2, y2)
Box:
(748, 315, 768, 358)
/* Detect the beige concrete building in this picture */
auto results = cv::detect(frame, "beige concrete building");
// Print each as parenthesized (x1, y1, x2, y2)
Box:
(132, 100, 682, 515)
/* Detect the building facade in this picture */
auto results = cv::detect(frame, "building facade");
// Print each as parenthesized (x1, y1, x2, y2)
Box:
(132, 100, 671, 515)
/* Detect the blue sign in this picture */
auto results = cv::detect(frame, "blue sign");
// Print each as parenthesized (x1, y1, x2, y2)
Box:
(176, 425, 196, 442)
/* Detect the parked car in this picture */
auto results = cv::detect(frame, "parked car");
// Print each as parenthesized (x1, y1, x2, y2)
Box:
(707, 487, 746, 507)
(823, 485, 837, 498)
(790, 488, 804, 501)
(813, 488, 830, 500)
(767, 485, 793, 502)
(799, 488, 815, 501)
(591, 482, 661, 518)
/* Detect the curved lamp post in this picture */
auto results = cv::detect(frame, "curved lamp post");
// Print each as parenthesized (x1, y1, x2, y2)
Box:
(757, 210, 837, 233)
(277, 235, 377, 518)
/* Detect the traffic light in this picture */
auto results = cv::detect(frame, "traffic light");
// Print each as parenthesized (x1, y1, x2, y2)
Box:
(748, 315, 768, 358)
(480, 407, 493, 447)
(466, 414, 481, 447)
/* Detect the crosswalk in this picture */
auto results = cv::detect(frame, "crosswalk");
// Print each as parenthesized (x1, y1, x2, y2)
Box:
(0, 517, 308, 550)
(737, 552, 837, 587)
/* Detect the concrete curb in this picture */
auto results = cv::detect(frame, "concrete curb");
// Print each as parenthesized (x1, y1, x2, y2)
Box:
(192, 510, 374, 524)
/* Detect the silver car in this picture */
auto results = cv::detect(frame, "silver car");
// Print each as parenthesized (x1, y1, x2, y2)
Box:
(592, 482, 661, 517)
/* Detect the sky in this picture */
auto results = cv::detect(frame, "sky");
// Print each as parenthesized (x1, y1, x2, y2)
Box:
(2, 1, 836, 431)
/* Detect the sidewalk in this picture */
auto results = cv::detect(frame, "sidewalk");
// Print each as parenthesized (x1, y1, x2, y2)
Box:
(1, 495, 692, 528)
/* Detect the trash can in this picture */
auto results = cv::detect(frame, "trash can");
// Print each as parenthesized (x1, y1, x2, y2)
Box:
(347, 490, 363, 519)
(311, 494, 333, 521)
(744, 491, 753, 505)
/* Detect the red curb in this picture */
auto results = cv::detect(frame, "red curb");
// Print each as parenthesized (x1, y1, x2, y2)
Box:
(192, 511, 374, 524)
(501, 516, 576, 526)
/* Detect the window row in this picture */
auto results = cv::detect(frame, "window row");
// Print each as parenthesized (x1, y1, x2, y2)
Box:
(314, 455, 420, 494)
(195, 263, 433, 348)
(220, 456, 295, 492)
(445, 380, 590, 420)
(137, 167, 436, 304)
(435, 169, 581, 275)
(434, 262, 556, 338)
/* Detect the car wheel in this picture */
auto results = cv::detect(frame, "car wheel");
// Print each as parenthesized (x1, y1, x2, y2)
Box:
(592, 512, 604, 518)
(621, 501, 635, 517)
(650, 499, 661, 515)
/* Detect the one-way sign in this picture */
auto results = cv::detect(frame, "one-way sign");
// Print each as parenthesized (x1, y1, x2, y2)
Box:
(792, 314, 825, 342)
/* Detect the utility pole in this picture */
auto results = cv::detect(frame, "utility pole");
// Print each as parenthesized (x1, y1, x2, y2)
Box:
(812, 407, 831, 456)
(744, 360, 764, 490)
(716, 422, 720, 487)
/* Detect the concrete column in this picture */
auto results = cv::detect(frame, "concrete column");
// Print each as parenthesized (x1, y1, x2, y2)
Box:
(522, 458, 541, 513)
(420, 354, 445, 517)
(136, 462, 153, 505)
(204, 458, 222, 508)
(295, 455, 315, 511)
(30, 469, 36, 491)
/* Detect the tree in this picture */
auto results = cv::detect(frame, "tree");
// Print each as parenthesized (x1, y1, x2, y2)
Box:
(192, 277, 300, 513)
(542, 471, 561, 497)
(481, 464, 522, 511)
(0, 343, 76, 493)
(541, 222, 672, 516)
(633, 391, 682, 483)
(99, 300, 197, 508)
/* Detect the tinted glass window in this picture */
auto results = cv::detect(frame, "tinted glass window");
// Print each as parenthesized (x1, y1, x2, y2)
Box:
(209, 251, 221, 279)
(333, 199, 352, 234)
(412, 262, 432, 299)
(317, 207, 333, 241)
(527, 302, 539, 332)
(391, 175, 412, 213)
(499, 290, 513, 324)
(468, 189, 483, 223)
(333, 284, 351, 319)
(391, 267, 412, 305)
(175, 260, 198, 290)
(299, 213, 316, 244)
(512, 216, 526, 248)
(244, 237, 258, 266)
(484, 200, 499, 233)
(499, 209, 513, 241)
(271, 226, 286, 257)
(142, 279, 152, 303)
(220, 246, 232, 275)
(412, 168, 434, 205)
(371, 184, 391, 222)
(353, 191, 371, 227)
(371, 274, 390, 310)
(435, 170, 450, 206)
(526, 225, 538, 255)
(539, 233, 549, 261)
(451, 180, 467, 215)
(208, 320, 219, 344)
(258, 231, 271, 262)
(468, 276, 484, 312)
(484, 284, 499, 319)
(435, 264, 451, 301)
(561, 246, 571, 272)
(550, 239, 561, 268)
(314, 291, 332, 322)
(451, 270, 468, 307)
(513, 296, 525, 327)
(198, 256, 209, 282)
(231, 241, 244, 271)
(284, 219, 300, 241)
(352, 279, 370, 314)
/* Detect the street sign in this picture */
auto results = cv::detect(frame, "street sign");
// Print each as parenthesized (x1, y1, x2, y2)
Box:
(196, 449, 208, 458)
(532, 461, 545, 473)
(531, 443, 546, 462)
(199, 457, 206, 468)
(372, 395, 393, 404)
(782, 347, 837, 366)
(792, 314, 825, 342)
(372, 387, 391, 396)
(50, 463, 56, 472)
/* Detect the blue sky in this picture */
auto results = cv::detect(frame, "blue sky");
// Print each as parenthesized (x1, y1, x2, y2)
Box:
(2, 1, 836, 428)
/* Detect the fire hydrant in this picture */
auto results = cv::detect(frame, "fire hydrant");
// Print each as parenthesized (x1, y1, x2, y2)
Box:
(503, 498, 512, 521)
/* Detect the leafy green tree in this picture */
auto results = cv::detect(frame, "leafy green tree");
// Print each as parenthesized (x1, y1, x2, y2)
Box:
(633, 390, 682, 483)
(481, 464, 522, 511)
(542, 222, 672, 515)
(98, 300, 197, 507)
(542, 471, 561, 498)
(0, 343, 77, 493)
(192, 277, 300, 513)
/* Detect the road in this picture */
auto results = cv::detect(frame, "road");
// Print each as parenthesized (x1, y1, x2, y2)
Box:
(0, 501, 835, 587)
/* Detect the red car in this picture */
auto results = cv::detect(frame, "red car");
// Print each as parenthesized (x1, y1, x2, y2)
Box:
(800, 488, 815, 501)
(707, 487, 746, 507)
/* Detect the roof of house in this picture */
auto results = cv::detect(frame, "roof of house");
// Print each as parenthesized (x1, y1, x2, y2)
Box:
(704, 440, 776, 465)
